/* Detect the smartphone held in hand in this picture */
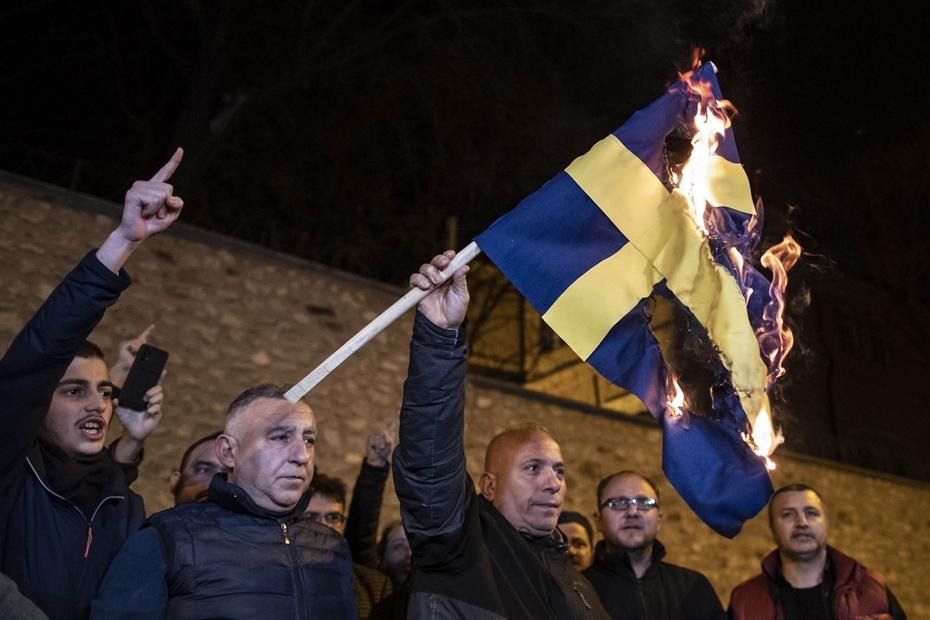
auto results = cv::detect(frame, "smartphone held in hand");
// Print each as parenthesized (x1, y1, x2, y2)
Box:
(117, 344, 168, 411)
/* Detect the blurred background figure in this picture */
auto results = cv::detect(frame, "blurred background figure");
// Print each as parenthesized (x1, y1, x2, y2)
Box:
(169, 432, 225, 504)
(558, 511, 595, 571)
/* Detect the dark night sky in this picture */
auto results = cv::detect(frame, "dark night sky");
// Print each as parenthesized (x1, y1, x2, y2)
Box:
(1, 0, 927, 290)
(0, 0, 930, 276)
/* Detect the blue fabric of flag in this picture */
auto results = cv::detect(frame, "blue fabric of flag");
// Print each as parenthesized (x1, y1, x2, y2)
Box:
(475, 63, 774, 538)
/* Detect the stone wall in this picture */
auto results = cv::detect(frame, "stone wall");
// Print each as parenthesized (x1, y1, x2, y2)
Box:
(2, 173, 928, 616)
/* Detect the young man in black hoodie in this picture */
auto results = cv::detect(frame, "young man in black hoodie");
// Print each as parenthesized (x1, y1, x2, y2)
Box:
(0, 149, 184, 620)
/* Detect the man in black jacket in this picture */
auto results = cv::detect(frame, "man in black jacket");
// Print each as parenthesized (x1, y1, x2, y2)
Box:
(393, 251, 609, 620)
(583, 471, 726, 620)
(91, 383, 358, 620)
(0, 150, 184, 620)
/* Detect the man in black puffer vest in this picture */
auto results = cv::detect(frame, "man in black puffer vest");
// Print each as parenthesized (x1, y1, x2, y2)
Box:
(91, 384, 357, 620)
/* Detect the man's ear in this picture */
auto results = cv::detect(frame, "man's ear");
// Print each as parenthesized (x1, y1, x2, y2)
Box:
(478, 472, 496, 501)
(593, 509, 603, 533)
(169, 470, 181, 494)
(215, 434, 237, 469)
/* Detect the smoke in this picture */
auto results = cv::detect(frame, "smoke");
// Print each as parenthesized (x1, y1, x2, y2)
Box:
(671, 0, 774, 57)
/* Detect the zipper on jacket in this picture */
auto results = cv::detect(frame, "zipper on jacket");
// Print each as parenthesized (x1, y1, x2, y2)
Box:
(84, 526, 93, 558)
(27, 456, 124, 560)
(280, 521, 309, 620)
(571, 582, 593, 610)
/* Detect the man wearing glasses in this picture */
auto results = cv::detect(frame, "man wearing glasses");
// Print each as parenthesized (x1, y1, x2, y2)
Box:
(583, 471, 726, 620)
(304, 472, 393, 620)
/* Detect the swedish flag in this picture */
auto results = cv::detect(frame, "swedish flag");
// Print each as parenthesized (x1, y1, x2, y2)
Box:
(475, 63, 774, 537)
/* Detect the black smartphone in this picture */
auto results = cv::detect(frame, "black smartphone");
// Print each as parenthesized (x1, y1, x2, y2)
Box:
(117, 344, 169, 411)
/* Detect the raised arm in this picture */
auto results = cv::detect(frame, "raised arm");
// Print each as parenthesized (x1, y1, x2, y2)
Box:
(392, 252, 471, 544)
(0, 150, 184, 542)
(344, 426, 395, 565)
(95, 148, 184, 274)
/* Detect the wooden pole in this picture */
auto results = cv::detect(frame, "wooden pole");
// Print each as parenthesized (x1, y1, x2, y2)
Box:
(286, 241, 483, 403)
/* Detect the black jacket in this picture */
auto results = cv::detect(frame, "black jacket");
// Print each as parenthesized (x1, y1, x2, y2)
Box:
(344, 443, 394, 618)
(0, 252, 143, 620)
(345, 459, 391, 567)
(393, 313, 609, 620)
(583, 540, 726, 620)
(92, 474, 358, 619)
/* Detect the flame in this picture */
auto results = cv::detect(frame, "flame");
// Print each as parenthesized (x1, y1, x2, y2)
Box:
(666, 376, 685, 418)
(728, 246, 755, 306)
(671, 70, 736, 237)
(759, 235, 802, 388)
(678, 48, 706, 80)
(741, 403, 784, 470)
(668, 60, 800, 472)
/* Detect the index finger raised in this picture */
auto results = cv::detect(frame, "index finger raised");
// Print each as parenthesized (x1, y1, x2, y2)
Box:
(122, 324, 155, 357)
(133, 324, 155, 345)
(149, 147, 184, 183)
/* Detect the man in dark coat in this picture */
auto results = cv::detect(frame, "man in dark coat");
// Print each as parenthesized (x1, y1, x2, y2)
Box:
(0, 150, 184, 620)
(583, 471, 726, 620)
(393, 250, 609, 620)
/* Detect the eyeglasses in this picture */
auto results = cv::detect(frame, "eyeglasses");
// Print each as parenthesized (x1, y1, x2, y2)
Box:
(601, 496, 658, 512)
(306, 512, 347, 526)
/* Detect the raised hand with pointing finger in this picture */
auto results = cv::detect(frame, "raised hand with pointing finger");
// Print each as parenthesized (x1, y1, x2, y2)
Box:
(96, 147, 185, 274)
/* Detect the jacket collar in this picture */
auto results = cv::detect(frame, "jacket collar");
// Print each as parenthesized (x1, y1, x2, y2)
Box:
(26, 439, 128, 516)
(592, 538, 666, 579)
(207, 473, 312, 521)
(477, 495, 569, 556)
(761, 546, 861, 589)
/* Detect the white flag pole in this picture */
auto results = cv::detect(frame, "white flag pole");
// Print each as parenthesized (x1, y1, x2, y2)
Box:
(285, 241, 483, 403)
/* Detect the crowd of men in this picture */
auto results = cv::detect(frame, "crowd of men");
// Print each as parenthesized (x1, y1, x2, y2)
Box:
(0, 153, 909, 620)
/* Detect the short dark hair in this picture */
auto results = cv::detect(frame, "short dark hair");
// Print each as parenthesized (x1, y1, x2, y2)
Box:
(596, 470, 661, 508)
(74, 340, 106, 362)
(767, 483, 824, 525)
(310, 472, 347, 506)
(226, 383, 291, 419)
(377, 520, 404, 563)
(177, 431, 222, 472)
(557, 511, 593, 544)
